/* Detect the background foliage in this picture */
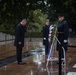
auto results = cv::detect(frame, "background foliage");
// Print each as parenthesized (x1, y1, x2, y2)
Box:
(0, 0, 76, 36)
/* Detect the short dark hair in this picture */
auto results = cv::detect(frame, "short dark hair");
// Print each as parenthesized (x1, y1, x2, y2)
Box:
(58, 14, 64, 18)
(22, 19, 27, 22)
(45, 19, 49, 22)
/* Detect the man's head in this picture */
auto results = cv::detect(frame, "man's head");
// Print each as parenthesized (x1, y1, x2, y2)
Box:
(45, 19, 50, 26)
(58, 15, 64, 22)
(20, 19, 27, 26)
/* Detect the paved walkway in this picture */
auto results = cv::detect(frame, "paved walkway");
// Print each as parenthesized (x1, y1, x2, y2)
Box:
(0, 47, 76, 75)
(0, 38, 76, 75)
(0, 47, 44, 67)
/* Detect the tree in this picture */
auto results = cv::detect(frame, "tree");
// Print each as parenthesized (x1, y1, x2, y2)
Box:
(0, 0, 76, 33)
(0, 0, 47, 32)
(27, 9, 47, 32)
(64, 0, 76, 32)
(47, 0, 76, 32)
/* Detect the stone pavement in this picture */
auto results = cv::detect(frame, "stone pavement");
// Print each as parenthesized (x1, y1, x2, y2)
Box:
(0, 37, 76, 75)
(0, 46, 76, 75)
(0, 48, 76, 75)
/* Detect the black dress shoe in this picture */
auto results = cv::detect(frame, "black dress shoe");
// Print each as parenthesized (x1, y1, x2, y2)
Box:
(18, 62, 26, 65)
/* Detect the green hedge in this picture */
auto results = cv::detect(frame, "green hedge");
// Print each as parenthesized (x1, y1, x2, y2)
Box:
(25, 32, 42, 38)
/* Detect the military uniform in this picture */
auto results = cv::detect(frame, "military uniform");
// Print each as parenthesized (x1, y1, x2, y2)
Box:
(42, 25, 50, 55)
(57, 20, 69, 58)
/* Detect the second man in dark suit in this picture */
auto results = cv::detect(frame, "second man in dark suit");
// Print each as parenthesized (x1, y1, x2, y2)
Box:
(42, 19, 50, 55)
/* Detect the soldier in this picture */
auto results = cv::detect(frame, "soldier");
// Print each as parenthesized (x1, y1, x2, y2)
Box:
(57, 14, 69, 60)
(42, 19, 50, 55)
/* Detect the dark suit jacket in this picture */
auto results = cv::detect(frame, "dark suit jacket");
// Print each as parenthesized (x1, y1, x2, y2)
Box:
(14, 23, 26, 47)
(42, 25, 49, 45)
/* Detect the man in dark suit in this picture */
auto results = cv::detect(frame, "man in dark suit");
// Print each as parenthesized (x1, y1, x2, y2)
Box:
(57, 15, 69, 59)
(14, 19, 27, 65)
(42, 19, 50, 55)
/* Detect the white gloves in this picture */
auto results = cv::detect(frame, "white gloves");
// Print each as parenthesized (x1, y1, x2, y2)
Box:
(43, 38, 50, 42)
(44, 38, 46, 40)
(64, 40, 68, 43)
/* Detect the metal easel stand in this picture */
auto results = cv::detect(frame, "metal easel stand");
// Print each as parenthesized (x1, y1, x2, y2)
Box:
(55, 35, 67, 75)
(46, 34, 66, 75)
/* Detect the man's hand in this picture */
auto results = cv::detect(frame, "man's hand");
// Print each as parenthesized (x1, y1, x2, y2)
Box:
(44, 38, 46, 40)
(19, 42, 21, 45)
(64, 40, 67, 43)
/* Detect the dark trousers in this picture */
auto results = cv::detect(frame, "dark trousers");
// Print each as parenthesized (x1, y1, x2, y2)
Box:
(16, 46, 23, 63)
(45, 44, 50, 55)
(57, 43, 67, 58)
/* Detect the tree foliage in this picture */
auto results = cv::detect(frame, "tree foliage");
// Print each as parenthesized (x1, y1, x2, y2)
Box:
(47, 0, 76, 32)
(27, 9, 47, 31)
(0, 0, 47, 31)
(0, 0, 76, 33)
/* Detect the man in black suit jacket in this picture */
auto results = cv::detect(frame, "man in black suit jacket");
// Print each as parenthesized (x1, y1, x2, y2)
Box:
(42, 19, 50, 55)
(14, 19, 27, 65)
